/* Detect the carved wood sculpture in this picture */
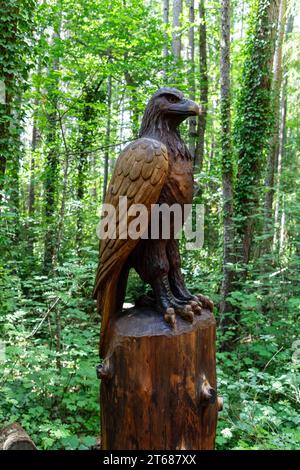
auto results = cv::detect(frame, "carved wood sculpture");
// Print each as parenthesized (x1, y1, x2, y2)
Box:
(94, 88, 219, 450)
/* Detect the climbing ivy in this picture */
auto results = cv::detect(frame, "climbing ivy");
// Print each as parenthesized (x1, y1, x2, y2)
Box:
(233, 0, 278, 264)
(0, 0, 36, 242)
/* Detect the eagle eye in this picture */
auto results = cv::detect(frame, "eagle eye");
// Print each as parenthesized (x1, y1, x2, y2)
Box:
(165, 94, 179, 104)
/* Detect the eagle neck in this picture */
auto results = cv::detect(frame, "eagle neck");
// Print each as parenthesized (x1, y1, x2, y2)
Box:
(139, 118, 191, 161)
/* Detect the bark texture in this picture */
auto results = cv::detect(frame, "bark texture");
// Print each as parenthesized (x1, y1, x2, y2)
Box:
(273, 14, 293, 250)
(43, 14, 61, 273)
(100, 307, 218, 450)
(163, 0, 169, 62)
(219, 0, 234, 335)
(102, 76, 112, 202)
(0, 423, 37, 450)
(187, 0, 197, 158)
(172, 0, 182, 59)
(263, 0, 287, 251)
(194, 0, 208, 172)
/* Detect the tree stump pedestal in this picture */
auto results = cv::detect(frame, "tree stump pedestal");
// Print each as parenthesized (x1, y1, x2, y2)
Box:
(98, 306, 219, 450)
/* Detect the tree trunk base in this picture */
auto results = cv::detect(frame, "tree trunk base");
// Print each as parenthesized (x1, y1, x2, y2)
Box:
(99, 306, 218, 450)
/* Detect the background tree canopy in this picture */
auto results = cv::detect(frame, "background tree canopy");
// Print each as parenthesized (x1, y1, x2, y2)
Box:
(0, 0, 299, 450)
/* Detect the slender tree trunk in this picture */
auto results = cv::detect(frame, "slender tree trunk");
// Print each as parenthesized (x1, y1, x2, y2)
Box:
(27, 8, 44, 257)
(187, 0, 197, 158)
(124, 71, 139, 137)
(263, 0, 287, 252)
(28, 111, 38, 217)
(163, 0, 169, 71)
(240, 0, 245, 38)
(273, 14, 293, 251)
(52, 114, 70, 266)
(43, 71, 59, 272)
(43, 6, 61, 273)
(76, 79, 103, 254)
(91, 153, 97, 200)
(209, 121, 215, 164)
(279, 194, 285, 253)
(273, 84, 287, 250)
(194, 0, 208, 173)
(172, 0, 182, 60)
(0, 80, 13, 202)
(119, 90, 125, 144)
(219, 0, 234, 339)
(76, 133, 87, 254)
(28, 66, 42, 216)
(208, 98, 217, 171)
(102, 76, 112, 202)
(10, 94, 21, 219)
(54, 309, 62, 371)
(27, 97, 40, 257)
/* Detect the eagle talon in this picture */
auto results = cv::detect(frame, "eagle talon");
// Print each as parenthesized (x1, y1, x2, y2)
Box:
(177, 305, 194, 322)
(194, 306, 202, 315)
(189, 300, 202, 315)
(164, 308, 176, 328)
(190, 301, 202, 316)
(196, 294, 214, 312)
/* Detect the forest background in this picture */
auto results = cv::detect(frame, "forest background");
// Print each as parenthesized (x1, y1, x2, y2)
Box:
(0, 0, 299, 450)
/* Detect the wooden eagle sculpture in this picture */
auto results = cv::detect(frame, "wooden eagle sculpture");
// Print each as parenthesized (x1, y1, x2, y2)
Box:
(94, 87, 213, 358)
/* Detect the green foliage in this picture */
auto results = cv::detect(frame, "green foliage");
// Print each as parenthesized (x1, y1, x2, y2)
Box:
(217, 361, 300, 450)
(0, 255, 99, 450)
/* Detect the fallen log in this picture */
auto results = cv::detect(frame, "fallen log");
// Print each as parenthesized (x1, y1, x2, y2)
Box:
(0, 423, 37, 450)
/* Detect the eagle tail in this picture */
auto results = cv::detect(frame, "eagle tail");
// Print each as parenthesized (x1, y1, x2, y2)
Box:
(98, 265, 129, 359)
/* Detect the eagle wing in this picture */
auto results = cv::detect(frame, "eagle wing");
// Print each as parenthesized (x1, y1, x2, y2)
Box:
(94, 137, 168, 296)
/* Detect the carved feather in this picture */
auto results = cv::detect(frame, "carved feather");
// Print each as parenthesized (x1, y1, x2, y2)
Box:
(94, 137, 168, 296)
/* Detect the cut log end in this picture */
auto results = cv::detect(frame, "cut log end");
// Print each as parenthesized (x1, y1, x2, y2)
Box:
(0, 423, 37, 450)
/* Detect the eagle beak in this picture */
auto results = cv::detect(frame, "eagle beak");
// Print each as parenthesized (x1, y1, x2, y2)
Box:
(169, 99, 200, 117)
(186, 99, 200, 116)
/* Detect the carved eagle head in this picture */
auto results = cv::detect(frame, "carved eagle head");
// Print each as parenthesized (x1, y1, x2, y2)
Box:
(139, 87, 200, 137)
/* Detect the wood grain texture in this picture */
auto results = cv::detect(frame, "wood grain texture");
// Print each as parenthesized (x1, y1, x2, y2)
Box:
(94, 137, 168, 293)
(0, 423, 37, 450)
(100, 307, 218, 450)
(93, 88, 211, 359)
(94, 137, 168, 357)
